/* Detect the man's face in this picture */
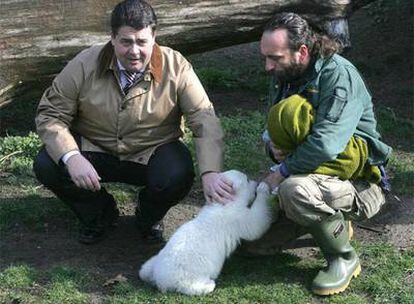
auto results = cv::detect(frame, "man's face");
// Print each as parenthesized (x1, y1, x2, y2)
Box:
(260, 29, 306, 83)
(111, 25, 155, 72)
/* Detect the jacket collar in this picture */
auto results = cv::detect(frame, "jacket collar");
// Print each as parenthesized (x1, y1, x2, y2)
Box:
(98, 41, 162, 83)
(149, 44, 162, 83)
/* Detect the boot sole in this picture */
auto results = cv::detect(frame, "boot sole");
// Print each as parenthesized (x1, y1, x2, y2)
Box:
(312, 263, 361, 296)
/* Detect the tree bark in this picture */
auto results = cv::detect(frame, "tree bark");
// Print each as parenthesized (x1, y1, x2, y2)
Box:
(0, 0, 375, 108)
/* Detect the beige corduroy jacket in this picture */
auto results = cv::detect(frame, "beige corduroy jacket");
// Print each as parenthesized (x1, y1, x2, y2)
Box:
(36, 42, 224, 174)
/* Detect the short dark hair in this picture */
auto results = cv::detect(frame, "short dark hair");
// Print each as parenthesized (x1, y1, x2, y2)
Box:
(111, 0, 157, 36)
(264, 12, 340, 58)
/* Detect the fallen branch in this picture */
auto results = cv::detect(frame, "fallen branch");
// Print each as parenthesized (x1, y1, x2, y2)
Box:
(0, 150, 23, 164)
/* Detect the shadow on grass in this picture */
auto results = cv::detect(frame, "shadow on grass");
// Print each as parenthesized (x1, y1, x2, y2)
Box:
(219, 252, 319, 291)
(0, 212, 163, 280)
(0, 196, 75, 232)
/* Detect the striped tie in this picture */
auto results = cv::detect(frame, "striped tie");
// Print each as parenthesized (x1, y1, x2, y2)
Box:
(123, 70, 138, 94)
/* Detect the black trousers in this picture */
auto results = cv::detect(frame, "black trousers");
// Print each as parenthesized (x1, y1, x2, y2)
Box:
(33, 140, 195, 229)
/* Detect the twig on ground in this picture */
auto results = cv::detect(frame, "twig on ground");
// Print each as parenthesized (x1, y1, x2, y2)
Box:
(0, 150, 23, 164)
(355, 223, 385, 233)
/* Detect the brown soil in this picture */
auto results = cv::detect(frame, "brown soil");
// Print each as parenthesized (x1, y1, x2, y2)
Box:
(1, 0, 413, 297)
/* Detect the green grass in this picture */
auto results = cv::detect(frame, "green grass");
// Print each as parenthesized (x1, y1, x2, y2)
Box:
(0, 265, 90, 304)
(376, 106, 414, 146)
(188, 42, 268, 94)
(375, 106, 414, 194)
(388, 152, 414, 195)
(44, 266, 90, 304)
(0, 265, 39, 304)
(0, 131, 42, 176)
(196, 67, 239, 91)
(195, 66, 268, 93)
(354, 243, 414, 304)
(0, 265, 37, 289)
(221, 111, 267, 177)
(106, 183, 138, 206)
(1, 246, 412, 303)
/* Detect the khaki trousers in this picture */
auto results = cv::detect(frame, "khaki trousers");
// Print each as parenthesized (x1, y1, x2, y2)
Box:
(239, 174, 385, 254)
(278, 174, 386, 227)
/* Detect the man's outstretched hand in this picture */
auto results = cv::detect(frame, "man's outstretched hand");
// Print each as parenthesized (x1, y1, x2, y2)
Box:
(66, 154, 101, 192)
(201, 172, 235, 205)
(263, 169, 285, 191)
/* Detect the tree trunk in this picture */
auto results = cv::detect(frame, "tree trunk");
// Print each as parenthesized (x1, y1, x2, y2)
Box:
(0, 0, 374, 108)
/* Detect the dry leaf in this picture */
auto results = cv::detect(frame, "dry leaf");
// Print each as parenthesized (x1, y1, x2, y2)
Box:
(103, 274, 127, 287)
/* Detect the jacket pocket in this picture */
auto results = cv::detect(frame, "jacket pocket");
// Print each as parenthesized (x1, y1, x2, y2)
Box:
(325, 87, 347, 123)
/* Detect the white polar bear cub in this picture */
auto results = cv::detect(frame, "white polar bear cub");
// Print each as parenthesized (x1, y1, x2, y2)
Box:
(138, 170, 272, 295)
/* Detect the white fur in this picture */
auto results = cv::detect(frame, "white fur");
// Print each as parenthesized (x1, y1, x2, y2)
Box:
(138, 170, 272, 295)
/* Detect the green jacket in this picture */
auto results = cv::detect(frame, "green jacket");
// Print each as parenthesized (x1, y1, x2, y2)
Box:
(268, 54, 392, 174)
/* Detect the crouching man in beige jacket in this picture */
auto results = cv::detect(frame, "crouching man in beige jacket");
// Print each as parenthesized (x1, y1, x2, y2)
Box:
(34, 0, 233, 245)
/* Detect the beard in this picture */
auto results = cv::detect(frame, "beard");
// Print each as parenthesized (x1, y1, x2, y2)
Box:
(272, 60, 306, 83)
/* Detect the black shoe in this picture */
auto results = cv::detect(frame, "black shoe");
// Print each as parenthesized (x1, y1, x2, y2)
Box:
(78, 207, 119, 245)
(141, 221, 165, 243)
(135, 202, 165, 243)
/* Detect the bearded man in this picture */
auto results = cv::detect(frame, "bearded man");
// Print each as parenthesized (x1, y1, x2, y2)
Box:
(260, 13, 391, 295)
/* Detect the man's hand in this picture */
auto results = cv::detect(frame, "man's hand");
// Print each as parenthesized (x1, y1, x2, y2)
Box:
(201, 172, 235, 205)
(263, 169, 285, 191)
(269, 142, 288, 163)
(66, 154, 101, 192)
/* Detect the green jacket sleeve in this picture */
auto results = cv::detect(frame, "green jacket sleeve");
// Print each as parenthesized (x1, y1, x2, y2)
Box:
(284, 60, 365, 174)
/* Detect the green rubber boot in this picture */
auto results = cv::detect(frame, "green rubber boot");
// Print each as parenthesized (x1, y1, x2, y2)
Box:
(309, 212, 361, 296)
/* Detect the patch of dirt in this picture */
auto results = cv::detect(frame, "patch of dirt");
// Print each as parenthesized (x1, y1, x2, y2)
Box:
(358, 194, 414, 250)
(0, 196, 203, 291)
